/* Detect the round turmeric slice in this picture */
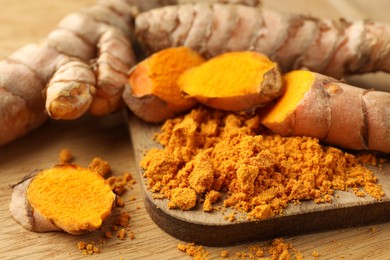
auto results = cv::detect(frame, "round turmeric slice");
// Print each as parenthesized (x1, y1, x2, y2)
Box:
(123, 47, 205, 122)
(178, 51, 284, 111)
(10, 164, 115, 235)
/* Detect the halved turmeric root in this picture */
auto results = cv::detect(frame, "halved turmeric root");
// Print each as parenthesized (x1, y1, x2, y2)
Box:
(123, 47, 205, 122)
(261, 70, 390, 153)
(9, 164, 116, 235)
(178, 51, 283, 111)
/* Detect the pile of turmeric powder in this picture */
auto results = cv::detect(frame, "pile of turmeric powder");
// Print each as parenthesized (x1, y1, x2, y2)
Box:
(141, 106, 385, 220)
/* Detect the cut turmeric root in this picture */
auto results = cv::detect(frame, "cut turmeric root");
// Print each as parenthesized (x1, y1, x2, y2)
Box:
(261, 70, 390, 153)
(9, 164, 116, 235)
(178, 51, 283, 111)
(123, 47, 205, 122)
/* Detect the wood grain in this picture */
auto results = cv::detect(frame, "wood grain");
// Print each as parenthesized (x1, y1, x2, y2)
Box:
(0, 0, 390, 259)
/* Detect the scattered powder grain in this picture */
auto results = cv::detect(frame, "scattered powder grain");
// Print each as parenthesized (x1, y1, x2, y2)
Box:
(178, 243, 209, 260)
(117, 228, 127, 240)
(269, 238, 303, 260)
(116, 197, 125, 207)
(77, 241, 102, 256)
(312, 250, 320, 257)
(72, 158, 137, 255)
(107, 172, 136, 196)
(116, 212, 131, 228)
(179, 238, 301, 260)
(89, 157, 111, 177)
(104, 231, 112, 239)
(220, 250, 229, 258)
(59, 148, 74, 164)
(141, 107, 385, 219)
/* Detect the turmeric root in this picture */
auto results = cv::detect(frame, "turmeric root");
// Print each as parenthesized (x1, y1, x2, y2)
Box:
(0, 0, 140, 145)
(123, 47, 205, 122)
(260, 70, 390, 153)
(135, 3, 390, 78)
(44, 4, 137, 119)
(178, 51, 283, 111)
(9, 164, 115, 235)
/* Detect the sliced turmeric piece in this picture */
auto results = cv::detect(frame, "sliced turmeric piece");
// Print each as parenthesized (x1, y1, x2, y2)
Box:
(9, 164, 115, 235)
(123, 47, 205, 122)
(178, 51, 283, 111)
(261, 70, 390, 153)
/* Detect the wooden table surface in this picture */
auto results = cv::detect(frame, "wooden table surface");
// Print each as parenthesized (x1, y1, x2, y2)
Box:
(0, 0, 390, 259)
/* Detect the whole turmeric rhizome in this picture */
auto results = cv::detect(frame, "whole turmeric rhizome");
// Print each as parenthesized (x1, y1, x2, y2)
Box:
(9, 164, 116, 235)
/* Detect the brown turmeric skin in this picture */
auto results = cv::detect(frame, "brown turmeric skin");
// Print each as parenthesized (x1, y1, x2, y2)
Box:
(261, 70, 390, 153)
(136, 3, 390, 78)
(141, 107, 384, 218)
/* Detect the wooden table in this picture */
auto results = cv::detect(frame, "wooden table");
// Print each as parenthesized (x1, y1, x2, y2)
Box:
(0, 1, 389, 259)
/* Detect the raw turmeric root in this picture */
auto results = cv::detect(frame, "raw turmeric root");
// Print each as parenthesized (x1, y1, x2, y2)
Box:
(261, 70, 390, 153)
(178, 51, 283, 111)
(0, 1, 139, 145)
(9, 164, 115, 235)
(44, 5, 137, 119)
(135, 3, 390, 78)
(123, 47, 205, 122)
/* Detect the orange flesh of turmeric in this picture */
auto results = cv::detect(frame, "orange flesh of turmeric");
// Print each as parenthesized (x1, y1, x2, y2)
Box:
(129, 47, 205, 110)
(261, 70, 314, 124)
(178, 52, 277, 97)
(27, 165, 115, 232)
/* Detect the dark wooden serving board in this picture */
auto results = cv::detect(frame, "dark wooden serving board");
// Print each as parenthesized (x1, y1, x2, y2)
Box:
(128, 114, 390, 247)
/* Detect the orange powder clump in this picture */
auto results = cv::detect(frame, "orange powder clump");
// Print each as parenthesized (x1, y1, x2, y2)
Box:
(59, 148, 74, 163)
(177, 243, 209, 260)
(89, 157, 111, 177)
(107, 172, 136, 195)
(141, 107, 384, 218)
(168, 187, 197, 210)
(269, 238, 303, 260)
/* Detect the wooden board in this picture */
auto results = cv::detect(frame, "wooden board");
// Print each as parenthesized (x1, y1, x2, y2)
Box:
(128, 115, 390, 247)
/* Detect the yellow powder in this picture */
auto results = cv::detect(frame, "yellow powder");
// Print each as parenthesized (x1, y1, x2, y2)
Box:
(107, 172, 136, 195)
(177, 243, 209, 260)
(141, 106, 384, 219)
(59, 148, 74, 164)
(117, 228, 127, 240)
(220, 250, 229, 258)
(72, 158, 137, 255)
(168, 187, 197, 210)
(88, 157, 111, 177)
(203, 190, 221, 212)
(179, 239, 301, 260)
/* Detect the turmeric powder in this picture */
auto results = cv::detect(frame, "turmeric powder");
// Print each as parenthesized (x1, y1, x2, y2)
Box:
(88, 157, 111, 177)
(59, 148, 74, 164)
(141, 106, 384, 218)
